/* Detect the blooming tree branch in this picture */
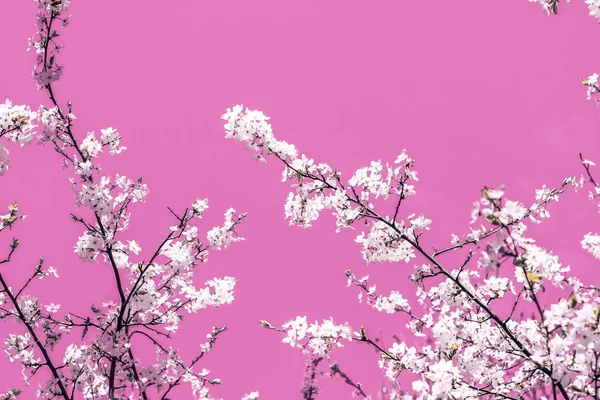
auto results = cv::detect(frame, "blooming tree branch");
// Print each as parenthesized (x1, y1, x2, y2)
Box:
(223, 105, 599, 399)
(0, 1, 257, 399)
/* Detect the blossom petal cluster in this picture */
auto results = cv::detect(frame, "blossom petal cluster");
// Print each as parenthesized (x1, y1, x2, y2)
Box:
(281, 316, 353, 357)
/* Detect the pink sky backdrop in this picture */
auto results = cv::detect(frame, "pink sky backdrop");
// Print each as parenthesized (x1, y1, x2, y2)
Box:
(2, 0, 600, 398)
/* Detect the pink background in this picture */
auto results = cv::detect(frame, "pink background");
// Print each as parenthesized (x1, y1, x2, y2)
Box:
(2, 0, 600, 398)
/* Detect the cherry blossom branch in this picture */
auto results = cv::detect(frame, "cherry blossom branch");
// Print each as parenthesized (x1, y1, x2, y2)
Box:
(37, 30, 198, 399)
(223, 106, 586, 398)
(38, 10, 85, 163)
(345, 269, 425, 324)
(34, 10, 150, 395)
(14, 258, 46, 299)
(580, 153, 599, 192)
(0, 2, 256, 398)
(0, 241, 70, 399)
(432, 224, 505, 257)
(270, 137, 570, 395)
(159, 326, 227, 400)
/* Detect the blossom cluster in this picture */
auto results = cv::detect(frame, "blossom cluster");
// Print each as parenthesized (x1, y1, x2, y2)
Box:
(0, 100, 38, 175)
(29, 0, 71, 89)
(222, 106, 425, 270)
(527, 0, 600, 22)
(264, 316, 353, 358)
